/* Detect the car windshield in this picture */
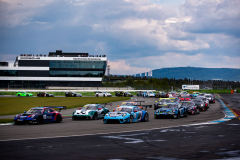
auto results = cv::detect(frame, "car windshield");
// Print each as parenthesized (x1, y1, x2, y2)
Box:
(122, 102, 135, 106)
(27, 109, 43, 114)
(194, 100, 203, 103)
(115, 107, 132, 113)
(84, 105, 98, 110)
(165, 104, 178, 108)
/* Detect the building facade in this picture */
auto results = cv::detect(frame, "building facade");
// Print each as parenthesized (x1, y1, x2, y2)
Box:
(0, 50, 107, 88)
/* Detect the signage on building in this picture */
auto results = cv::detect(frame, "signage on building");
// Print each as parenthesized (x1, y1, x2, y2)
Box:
(182, 85, 199, 90)
(73, 58, 101, 61)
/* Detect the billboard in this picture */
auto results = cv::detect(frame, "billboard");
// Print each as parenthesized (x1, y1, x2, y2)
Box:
(182, 85, 199, 90)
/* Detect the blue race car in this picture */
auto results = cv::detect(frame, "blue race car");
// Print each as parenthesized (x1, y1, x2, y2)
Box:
(154, 103, 187, 119)
(14, 106, 66, 125)
(103, 105, 151, 124)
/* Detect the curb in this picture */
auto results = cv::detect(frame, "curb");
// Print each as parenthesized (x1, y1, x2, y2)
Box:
(210, 94, 236, 123)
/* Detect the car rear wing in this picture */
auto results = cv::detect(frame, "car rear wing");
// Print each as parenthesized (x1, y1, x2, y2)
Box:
(44, 106, 66, 112)
(135, 105, 152, 111)
(129, 101, 145, 105)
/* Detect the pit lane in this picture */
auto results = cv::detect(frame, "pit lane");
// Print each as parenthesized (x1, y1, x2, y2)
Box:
(0, 96, 225, 141)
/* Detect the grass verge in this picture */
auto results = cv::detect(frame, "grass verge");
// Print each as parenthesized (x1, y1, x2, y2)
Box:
(0, 119, 13, 124)
(0, 97, 131, 116)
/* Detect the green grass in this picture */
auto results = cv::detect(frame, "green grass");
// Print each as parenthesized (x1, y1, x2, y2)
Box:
(0, 119, 13, 124)
(236, 89, 240, 93)
(0, 97, 131, 116)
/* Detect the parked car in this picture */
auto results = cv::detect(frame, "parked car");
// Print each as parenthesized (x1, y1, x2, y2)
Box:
(137, 91, 144, 96)
(65, 91, 82, 97)
(16, 91, 33, 97)
(14, 106, 66, 124)
(72, 104, 109, 120)
(37, 92, 54, 97)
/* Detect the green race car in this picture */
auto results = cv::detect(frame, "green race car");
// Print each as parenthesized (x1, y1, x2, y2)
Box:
(16, 91, 33, 97)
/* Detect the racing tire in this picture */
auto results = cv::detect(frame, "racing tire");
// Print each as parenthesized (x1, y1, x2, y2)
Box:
(184, 110, 188, 117)
(18, 94, 20, 97)
(14, 121, 19, 125)
(72, 116, 76, 120)
(103, 94, 105, 97)
(129, 115, 133, 123)
(26, 95, 29, 97)
(36, 117, 43, 125)
(93, 113, 98, 120)
(176, 112, 180, 119)
(144, 113, 149, 122)
(154, 114, 158, 119)
(96, 94, 98, 97)
(56, 115, 61, 123)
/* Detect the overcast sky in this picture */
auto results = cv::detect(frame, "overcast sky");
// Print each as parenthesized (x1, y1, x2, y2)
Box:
(0, 0, 239, 75)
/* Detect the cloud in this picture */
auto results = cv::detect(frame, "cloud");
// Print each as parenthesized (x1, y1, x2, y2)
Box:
(108, 60, 151, 75)
(0, 0, 239, 75)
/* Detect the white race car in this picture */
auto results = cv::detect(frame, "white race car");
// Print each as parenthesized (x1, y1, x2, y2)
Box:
(72, 104, 109, 120)
(95, 91, 112, 97)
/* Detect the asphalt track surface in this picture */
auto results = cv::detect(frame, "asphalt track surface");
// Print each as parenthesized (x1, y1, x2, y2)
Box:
(1, 95, 240, 160)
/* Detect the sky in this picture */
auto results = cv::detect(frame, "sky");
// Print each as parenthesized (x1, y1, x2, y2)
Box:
(0, 0, 240, 75)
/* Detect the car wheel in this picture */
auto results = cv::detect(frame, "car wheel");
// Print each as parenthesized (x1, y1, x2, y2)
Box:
(18, 94, 20, 97)
(177, 112, 180, 119)
(26, 95, 29, 97)
(72, 116, 76, 120)
(56, 115, 61, 123)
(36, 117, 43, 124)
(129, 115, 133, 123)
(184, 110, 188, 117)
(14, 121, 18, 125)
(104, 94, 105, 97)
(154, 114, 158, 119)
(144, 113, 149, 122)
(93, 113, 98, 120)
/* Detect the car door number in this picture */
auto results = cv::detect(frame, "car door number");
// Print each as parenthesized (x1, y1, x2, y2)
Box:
(43, 115, 52, 120)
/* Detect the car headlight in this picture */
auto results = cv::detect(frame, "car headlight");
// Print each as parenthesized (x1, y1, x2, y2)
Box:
(155, 110, 159, 113)
(172, 110, 175, 113)
(31, 114, 35, 118)
(105, 113, 109, 116)
(201, 104, 203, 106)
(122, 113, 127, 117)
(15, 115, 19, 118)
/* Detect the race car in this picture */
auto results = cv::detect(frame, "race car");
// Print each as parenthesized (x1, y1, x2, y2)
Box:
(103, 105, 151, 124)
(154, 98, 172, 110)
(37, 92, 54, 97)
(191, 92, 200, 98)
(195, 96, 209, 108)
(193, 99, 208, 111)
(167, 91, 177, 98)
(179, 95, 191, 101)
(146, 91, 156, 97)
(65, 91, 82, 97)
(16, 91, 33, 97)
(123, 91, 133, 97)
(155, 91, 167, 98)
(95, 91, 112, 97)
(115, 91, 124, 96)
(154, 103, 188, 119)
(137, 91, 144, 96)
(13, 106, 66, 124)
(205, 94, 215, 103)
(72, 104, 109, 120)
(180, 101, 200, 115)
